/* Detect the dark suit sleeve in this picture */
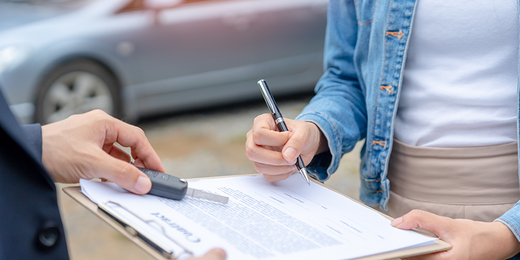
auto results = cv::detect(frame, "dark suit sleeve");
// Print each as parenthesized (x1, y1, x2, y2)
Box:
(21, 123, 43, 162)
(0, 132, 69, 260)
(0, 90, 68, 259)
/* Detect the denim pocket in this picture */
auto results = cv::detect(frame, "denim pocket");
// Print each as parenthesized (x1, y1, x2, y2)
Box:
(354, 0, 380, 25)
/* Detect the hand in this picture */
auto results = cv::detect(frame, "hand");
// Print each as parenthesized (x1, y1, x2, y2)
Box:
(41, 110, 166, 194)
(391, 210, 520, 260)
(245, 113, 326, 182)
(189, 248, 227, 260)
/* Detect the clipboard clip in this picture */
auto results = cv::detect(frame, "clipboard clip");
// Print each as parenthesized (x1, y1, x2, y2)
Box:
(98, 201, 193, 259)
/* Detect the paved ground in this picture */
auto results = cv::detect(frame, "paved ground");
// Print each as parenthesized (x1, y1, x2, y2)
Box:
(57, 93, 363, 260)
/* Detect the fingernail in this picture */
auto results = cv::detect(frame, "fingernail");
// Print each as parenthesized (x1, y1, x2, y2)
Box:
(283, 147, 297, 161)
(391, 217, 402, 227)
(134, 176, 151, 194)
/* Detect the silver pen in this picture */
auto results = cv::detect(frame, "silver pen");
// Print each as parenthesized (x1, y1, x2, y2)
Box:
(257, 79, 310, 185)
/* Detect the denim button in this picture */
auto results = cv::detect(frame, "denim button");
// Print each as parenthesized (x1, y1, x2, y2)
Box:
(37, 220, 60, 250)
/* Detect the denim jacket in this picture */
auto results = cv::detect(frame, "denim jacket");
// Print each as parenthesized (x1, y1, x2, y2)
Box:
(297, 0, 520, 245)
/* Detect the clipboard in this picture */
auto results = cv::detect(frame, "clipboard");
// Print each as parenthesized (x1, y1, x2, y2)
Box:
(63, 175, 451, 260)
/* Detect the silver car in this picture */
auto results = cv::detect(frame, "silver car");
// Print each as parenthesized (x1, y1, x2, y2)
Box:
(0, 0, 327, 124)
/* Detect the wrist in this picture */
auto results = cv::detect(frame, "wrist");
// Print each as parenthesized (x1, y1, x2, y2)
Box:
(307, 122, 328, 155)
(41, 124, 60, 181)
(489, 221, 520, 259)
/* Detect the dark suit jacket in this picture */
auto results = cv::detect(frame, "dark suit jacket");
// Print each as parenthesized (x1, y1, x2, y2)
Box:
(0, 91, 68, 259)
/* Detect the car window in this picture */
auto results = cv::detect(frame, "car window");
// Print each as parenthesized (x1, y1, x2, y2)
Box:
(0, 0, 94, 5)
(118, 0, 146, 13)
(182, 0, 213, 4)
(117, 0, 219, 13)
(0, 0, 96, 10)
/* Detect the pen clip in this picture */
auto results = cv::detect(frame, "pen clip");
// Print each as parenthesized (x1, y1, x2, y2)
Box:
(98, 201, 193, 259)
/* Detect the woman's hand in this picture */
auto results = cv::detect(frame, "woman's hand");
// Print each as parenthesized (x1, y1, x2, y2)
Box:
(392, 210, 520, 259)
(42, 110, 165, 194)
(245, 113, 327, 182)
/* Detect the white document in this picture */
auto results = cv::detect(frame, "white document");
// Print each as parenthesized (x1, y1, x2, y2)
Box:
(81, 174, 437, 260)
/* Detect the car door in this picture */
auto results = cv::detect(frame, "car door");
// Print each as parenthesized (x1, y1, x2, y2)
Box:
(134, 0, 327, 114)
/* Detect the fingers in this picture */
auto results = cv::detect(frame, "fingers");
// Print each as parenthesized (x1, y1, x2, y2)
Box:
(246, 129, 295, 182)
(250, 114, 292, 147)
(263, 173, 293, 182)
(391, 210, 453, 260)
(91, 113, 159, 193)
(103, 144, 132, 163)
(246, 114, 306, 165)
(403, 251, 448, 260)
(103, 115, 166, 173)
(94, 151, 152, 194)
(253, 161, 297, 175)
(281, 127, 307, 162)
(391, 210, 450, 237)
(246, 114, 324, 182)
(246, 138, 296, 166)
(190, 248, 227, 260)
(40, 110, 160, 192)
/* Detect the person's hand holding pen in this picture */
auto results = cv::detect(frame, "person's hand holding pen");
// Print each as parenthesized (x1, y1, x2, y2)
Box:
(246, 113, 327, 182)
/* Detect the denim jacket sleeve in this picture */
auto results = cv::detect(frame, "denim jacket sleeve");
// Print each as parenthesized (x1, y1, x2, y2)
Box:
(296, 0, 367, 181)
(497, 201, 520, 248)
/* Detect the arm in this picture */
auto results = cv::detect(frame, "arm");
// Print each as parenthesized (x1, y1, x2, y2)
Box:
(245, 0, 367, 182)
(296, 0, 367, 181)
(20, 123, 43, 161)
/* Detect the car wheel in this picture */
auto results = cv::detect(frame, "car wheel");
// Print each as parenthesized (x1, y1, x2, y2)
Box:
(35, 59, 121, 124)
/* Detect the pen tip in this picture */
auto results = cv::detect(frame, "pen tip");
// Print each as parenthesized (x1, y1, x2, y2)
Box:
(300, 168, 311, 185)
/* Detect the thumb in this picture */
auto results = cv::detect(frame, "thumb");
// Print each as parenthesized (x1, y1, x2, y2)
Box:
(95, 153, 152, 194)
(192, 248, 227, 260)
(391, 210, 448, 236)
(282, 130, 306, 163)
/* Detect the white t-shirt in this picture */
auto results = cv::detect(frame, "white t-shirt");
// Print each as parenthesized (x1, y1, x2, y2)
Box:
(394, 0, 519, 147)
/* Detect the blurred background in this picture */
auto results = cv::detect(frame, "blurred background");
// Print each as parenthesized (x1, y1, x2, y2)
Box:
(0, 0, 328, 124)
(0, 0, 363, 259)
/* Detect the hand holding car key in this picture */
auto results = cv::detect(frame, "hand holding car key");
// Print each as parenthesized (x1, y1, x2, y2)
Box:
(137, 167, 229, 204)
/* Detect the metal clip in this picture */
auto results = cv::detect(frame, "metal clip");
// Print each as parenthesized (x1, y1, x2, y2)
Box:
(99, 201, 193, 259)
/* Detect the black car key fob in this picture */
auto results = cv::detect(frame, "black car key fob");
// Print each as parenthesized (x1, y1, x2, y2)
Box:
(137, 167, 187, 200)
(136, 167, 229, 204)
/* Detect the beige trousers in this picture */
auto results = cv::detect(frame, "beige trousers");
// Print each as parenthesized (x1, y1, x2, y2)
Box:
(385, 139, 520, 222)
